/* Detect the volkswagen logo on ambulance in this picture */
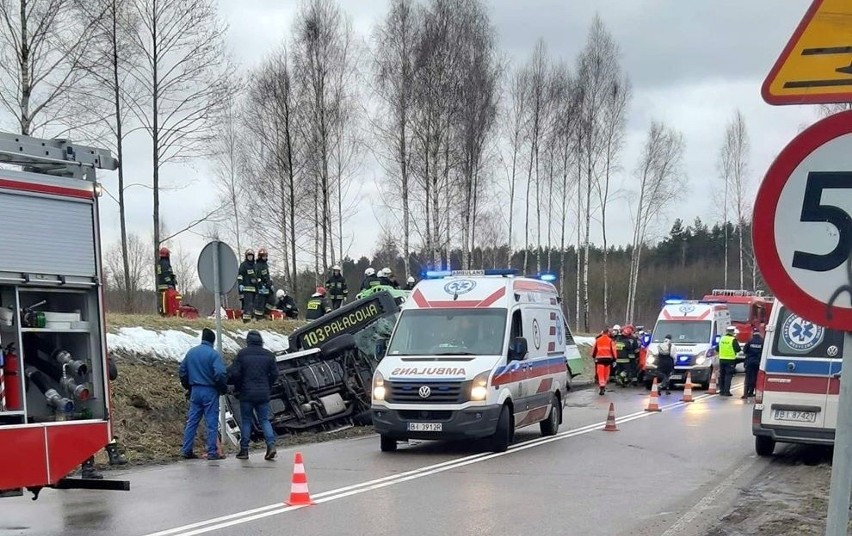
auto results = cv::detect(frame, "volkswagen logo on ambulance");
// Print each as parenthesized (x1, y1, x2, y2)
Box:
(418, 385, 432, 399)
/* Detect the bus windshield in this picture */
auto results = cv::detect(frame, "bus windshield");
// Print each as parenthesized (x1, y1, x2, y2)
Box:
(652, 320, 712, 344)
(386, 308, 507, 356)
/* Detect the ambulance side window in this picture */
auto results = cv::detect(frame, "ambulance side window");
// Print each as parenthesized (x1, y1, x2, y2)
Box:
(564, 320, 575, 345)
(510, 310, 523, 340)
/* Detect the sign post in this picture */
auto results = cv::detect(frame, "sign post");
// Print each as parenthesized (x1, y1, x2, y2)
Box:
(197, 241, 239, 448)
(752, 111, 852, 535)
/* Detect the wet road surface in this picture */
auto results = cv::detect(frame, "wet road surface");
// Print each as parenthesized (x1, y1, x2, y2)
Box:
(1, 381, 758, 536)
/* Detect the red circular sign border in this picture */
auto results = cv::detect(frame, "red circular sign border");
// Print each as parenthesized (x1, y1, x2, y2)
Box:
(753, 109, 852, 331)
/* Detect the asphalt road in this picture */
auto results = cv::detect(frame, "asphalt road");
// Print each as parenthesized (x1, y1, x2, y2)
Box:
(1, 381, 759, 536)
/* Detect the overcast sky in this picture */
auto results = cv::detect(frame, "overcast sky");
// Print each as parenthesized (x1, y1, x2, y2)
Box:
(95, 0, 818, 273)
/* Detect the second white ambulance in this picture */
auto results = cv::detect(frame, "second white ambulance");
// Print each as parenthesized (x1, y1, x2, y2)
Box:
(371, 270, 574, 453)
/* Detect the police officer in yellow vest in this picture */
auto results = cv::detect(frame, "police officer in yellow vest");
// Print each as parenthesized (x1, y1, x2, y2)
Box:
(718, 326, 742, 397)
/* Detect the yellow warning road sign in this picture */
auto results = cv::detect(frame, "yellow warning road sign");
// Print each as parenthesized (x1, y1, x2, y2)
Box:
(762, 0, 852, 105)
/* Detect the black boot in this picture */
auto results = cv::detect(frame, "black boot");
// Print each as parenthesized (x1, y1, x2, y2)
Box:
(237, 449, 249, 460)
(81, 457, 103, 480)
(106, 442, 128, 466)
(264, 445, 277, 461)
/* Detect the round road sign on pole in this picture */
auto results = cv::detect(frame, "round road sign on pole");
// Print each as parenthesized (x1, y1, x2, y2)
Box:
(197, 241, 239, 294)
(753, 110, 852, 331)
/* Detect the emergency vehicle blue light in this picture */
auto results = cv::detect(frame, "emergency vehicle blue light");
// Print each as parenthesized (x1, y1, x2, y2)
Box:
(537, 272, 557, 282)
(665, 299, 684, 305)
(423, 270, 452, 279)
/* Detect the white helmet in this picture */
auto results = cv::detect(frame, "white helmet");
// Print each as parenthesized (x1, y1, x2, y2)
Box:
(612, 324, 622, 331)
(407, 276, 415, 284)
(276, 289, 285, 299)
(383, 267, 393, 276)
(365, 267, 375, 276)
(332, 265, 341, 272)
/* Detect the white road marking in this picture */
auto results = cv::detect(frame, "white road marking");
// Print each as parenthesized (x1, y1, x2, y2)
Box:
(146, 387, 738, 536)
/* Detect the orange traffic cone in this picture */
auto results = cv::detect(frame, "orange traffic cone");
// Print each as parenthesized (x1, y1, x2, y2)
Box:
(645, 376, 662, 412)
(707, 368, 718, 395)
(682, 372, 695, 402)
(603, 402, 619, 432)
(286, 452, 315, 506)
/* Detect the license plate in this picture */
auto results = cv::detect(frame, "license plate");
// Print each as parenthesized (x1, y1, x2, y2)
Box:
(407, 422, 442, 432)
(774, 410, 817, 423)
(669, 374, 682, 381)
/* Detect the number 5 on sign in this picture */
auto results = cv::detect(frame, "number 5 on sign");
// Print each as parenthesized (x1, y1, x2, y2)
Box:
(753, 110, 852, 331)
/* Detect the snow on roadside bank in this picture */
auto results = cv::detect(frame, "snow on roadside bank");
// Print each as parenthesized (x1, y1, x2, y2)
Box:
(574, 336, 595, 346)
(107, 327, 289, 361)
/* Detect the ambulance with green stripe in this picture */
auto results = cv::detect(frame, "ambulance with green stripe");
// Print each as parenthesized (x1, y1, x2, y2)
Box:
(371, 269, 579, 453)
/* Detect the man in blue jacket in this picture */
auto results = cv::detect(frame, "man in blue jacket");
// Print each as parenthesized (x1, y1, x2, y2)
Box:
(228, 330, 278, 461)
(179, 328, 228, 460)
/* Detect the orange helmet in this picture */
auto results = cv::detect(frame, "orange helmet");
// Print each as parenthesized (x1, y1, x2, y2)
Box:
(258, 248, 268, 260)
(159, 247, 169, 258)
(316, 286, 327, 296)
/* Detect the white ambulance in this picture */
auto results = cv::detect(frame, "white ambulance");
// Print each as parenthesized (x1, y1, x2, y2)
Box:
(644, 300, 732, 390)
(371, 270, 575, 453)
(752, 301, 842, 456)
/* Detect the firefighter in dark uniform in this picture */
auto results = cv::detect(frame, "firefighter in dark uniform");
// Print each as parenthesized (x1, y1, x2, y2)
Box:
(157, 247, 176, 316)
(254, 248, 274, 321)
(404, 276, 416, 290)
(275, 289, 299, 319)
(237, 249, 258, 323)
(305, 287, 331, 320)
(325, 265, 348, 310)
(612, 325, 638, 387)
(361, 267, 381, 290)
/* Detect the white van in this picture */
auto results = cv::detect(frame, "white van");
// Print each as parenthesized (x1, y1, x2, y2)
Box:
(371, 269, 576, 453)
(643, 300, 732, 389)
(752, 301, 842, 456)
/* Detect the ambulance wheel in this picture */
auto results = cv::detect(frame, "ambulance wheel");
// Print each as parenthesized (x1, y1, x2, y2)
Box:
(540, 395, 560, 437)
(755, 436, 775, 457)
(490, 406, 512, 453)
(380, 435, 397, 452)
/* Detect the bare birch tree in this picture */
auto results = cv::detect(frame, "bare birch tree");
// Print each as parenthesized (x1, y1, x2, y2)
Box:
(212, 89, 244, 255)
(501, 65, 530, 267)
(626, 121, 685, 321)
(718, 109, 750, 289)
(128, 0, 232, 278)
(105, 233, 150, 311)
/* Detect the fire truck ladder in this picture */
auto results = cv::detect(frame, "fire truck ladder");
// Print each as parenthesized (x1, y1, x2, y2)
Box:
(0, 132, 118, 181)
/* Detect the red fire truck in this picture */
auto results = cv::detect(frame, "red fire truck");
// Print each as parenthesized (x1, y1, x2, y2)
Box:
(700, 289, 774, 343)
(0, 133, 129, 499)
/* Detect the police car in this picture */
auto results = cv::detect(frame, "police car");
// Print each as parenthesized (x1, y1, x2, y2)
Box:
(752, 300, 842, 456)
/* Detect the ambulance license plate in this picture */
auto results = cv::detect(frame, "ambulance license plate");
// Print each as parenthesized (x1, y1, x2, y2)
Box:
(669, 374, 682, 381)
(408, 422, 442, 432)
(774, 410, 817, 423)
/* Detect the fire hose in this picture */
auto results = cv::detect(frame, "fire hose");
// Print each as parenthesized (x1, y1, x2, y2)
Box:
(25, 367, 74, 413)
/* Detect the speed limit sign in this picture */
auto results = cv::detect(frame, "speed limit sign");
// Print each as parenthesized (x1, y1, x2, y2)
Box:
(753, 110, 852, 331)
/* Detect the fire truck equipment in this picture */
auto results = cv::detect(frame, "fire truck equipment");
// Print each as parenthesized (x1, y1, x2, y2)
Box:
(25, 368, 74, 413)
(51, 350, 88, 378)
(60, 376, 90, 401)
(1, 344, 21, 411)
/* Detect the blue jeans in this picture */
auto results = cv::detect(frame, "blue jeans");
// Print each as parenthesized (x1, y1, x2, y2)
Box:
(182, 386, 220, 457)
(240, 400, 276, 451)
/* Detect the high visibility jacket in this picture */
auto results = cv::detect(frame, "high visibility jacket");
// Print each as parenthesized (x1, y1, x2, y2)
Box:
(305, 296, 330, 320)
(325, 274, 348, 300)
(157, 258, 176, 291)
(237, 260, 258, 293)
(614, 335, 636, 362)
(592, 334, 617, 362)
(718, 334, 740, 360)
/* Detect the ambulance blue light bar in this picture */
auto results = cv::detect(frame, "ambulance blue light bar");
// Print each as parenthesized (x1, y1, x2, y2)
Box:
(422, 269, 519, 279)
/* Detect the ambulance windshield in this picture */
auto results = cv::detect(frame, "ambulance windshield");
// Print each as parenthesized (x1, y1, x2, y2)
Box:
(387, 308, 507, 356)
(652, 320, 712, 344)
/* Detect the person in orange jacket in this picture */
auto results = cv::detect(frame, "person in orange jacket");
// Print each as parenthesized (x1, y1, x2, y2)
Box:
(591, 327, 618, 396)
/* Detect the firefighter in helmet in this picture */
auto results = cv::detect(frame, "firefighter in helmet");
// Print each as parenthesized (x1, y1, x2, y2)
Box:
(237, 249, 258, 323)
(156, 246, 177, 316)
(275, 288, 298, 319)
(325, 265, 348, 310)
(254, 248, 274, 321)
(305, 287, 332, 320)
(404, 276, 416, 291)
(361, 267, 381, 290)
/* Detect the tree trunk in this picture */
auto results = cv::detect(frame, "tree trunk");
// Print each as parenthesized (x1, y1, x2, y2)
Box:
(111, 0, 132, 312)
(401, 111, 410, 279)
(152, 7, 161, 290)
(738, 221, 744, 289)
(507, 146, 518, 269)
(19, 0, 31, 135)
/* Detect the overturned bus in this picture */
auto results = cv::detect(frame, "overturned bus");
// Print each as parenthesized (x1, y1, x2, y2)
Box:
(226, 290, 406, 441)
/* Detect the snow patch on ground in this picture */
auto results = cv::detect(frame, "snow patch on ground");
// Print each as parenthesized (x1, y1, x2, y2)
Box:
(234, 330, 290, 352)
(574, 336, 595, 346)
(107, 327, 242, 361)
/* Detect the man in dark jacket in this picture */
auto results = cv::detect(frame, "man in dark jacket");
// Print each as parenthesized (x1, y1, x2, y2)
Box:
(237, 249, 258, 323)
(325, 265, 348, 310)
(361, 267, 381, 290)
(656, 335, 675, 395)
(305, 287, 332, 320)
(228, 331, 278, 461)
(742, 329, 764, 399)
(612, 326, 637, 387)
(254, 248, 274, 321)
(275, 289, 299, 319)
(157, 247, 176, 316)
(179, 328, 228, 460)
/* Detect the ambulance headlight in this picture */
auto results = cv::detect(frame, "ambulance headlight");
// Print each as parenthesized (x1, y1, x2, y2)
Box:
(470, 371, 490, 401)
(695, 353, 709, 366)
(372, 371, 386, 401)
(646, 354, 656, 366)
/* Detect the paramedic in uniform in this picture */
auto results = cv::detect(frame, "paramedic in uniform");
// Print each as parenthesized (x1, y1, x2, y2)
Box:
(742, 328, 763, 399)
(156, 247, 176, 316)
(237, 249, 258, 323)
(718, 326, 742, 397)
(591, 328, 617, 396)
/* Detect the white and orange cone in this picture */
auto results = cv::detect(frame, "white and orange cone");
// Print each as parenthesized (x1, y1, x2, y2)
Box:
(286, 452, 315, 506)
(645, 376, 662, 412)
(681, 372, 695, 402)
(603, 402, 619, 432)
(707, 368, 718, 395)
